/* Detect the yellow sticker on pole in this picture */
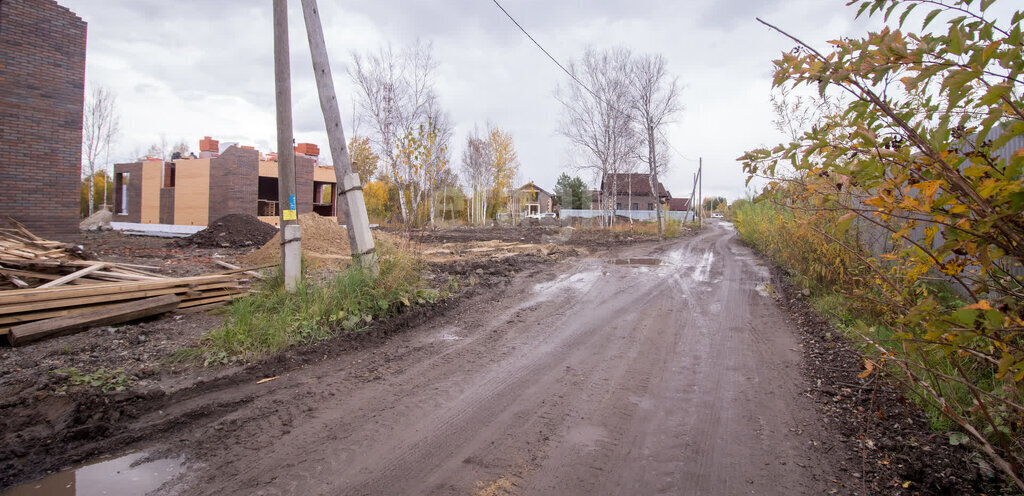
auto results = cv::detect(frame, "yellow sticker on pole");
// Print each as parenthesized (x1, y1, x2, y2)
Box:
(282, 209, 297, 221)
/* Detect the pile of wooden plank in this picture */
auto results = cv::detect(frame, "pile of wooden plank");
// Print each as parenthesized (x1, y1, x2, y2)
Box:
(0, 220, 271, 346)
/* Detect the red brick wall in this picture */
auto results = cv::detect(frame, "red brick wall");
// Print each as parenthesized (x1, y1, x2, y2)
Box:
(0, 0, 87, 239)
(111, 162, 142, 223)
(294, 155, 314, 215)
(159, 188, 174, 224)
(208, 146, 259, 221)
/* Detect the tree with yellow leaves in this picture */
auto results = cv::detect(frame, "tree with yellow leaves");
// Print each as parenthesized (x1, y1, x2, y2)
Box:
(488, 126, 520, 217)
(348, 136, 379, 183)
(393, 109, 453, 226)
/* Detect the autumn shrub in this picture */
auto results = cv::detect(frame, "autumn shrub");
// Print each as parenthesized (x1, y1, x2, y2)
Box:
(742, 0, 1024, 486)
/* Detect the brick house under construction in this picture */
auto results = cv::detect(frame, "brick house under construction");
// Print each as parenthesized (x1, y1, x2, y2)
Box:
(112, 137, 338, 228)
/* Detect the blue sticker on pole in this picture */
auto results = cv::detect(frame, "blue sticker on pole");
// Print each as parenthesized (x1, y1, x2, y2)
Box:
(289, 195, 296, 211)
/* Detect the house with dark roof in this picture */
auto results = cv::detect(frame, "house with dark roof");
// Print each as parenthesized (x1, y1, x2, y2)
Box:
(515, 181, 554, 215)
(590, 173, 671, 212)
(667, 198, 691, 212)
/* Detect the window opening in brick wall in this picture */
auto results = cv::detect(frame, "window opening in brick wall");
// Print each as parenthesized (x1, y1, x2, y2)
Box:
(163, 162, 175, 188)
(114, 172, 129, 214)
(257, 176, 280, 216)
(313, 181, 335, 217)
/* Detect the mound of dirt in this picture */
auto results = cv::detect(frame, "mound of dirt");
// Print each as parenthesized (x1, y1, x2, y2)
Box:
(176, 214, 278, 249)
(240, 213, 352, 268)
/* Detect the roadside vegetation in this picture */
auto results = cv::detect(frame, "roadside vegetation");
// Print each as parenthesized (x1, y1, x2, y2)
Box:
(739, 0, 1024, 488)
(54, 367, 135, 393)
(187, 241, 446, 362)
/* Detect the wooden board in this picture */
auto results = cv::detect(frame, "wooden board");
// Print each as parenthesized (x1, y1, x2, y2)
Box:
(0, 300, 129, 325)
(8, 294, 181, 346)
(0, 274, 241, 306)
(0, 281, 240, 315)
(37, 263, 107, 288)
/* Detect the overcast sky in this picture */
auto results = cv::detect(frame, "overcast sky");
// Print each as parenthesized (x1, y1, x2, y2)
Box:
(60, 0, 886, 201)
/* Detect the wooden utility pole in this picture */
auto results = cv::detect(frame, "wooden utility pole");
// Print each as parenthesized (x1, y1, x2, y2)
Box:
(688, 172, 697, 225)
(273, 0, 301, 292)
(299, 0, 376, 270)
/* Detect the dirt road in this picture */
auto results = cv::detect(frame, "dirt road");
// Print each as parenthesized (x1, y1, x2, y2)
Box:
(134, 221, 845, 495)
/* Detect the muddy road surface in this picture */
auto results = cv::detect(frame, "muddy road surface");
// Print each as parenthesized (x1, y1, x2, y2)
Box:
(134, 222, 845, 494)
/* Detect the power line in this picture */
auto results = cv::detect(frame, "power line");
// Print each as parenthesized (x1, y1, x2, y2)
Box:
(490, 0, 600, 103)
(489, 0, 697, 167)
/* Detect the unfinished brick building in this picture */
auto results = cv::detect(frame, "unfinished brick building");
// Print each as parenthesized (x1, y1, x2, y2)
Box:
(0, 0, 87, 238)
(112, 137, 337, 229)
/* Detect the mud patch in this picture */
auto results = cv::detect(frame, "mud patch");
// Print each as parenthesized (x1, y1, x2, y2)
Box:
(2, 452, 183, 496)
(755, 282, 776, 298)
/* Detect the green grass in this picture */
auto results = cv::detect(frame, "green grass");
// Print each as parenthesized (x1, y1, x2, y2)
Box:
(55, 367, 135, 392)
(190, 241, 447, 362)
(663, 219, 683, 238)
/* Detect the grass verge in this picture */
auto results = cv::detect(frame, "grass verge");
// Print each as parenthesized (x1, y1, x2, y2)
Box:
(186, 240, 448, 363)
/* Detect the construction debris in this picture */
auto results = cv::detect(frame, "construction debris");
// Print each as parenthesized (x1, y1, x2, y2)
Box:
(0, 220, 270, 346)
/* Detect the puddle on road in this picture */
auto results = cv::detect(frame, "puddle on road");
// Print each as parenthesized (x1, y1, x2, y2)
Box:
(440, 332, 461, 341)
(2, 452, 183, 496)
(531, 270, 601, 296)
(611, 257, 662, 266)
(690, 252, 714, 282)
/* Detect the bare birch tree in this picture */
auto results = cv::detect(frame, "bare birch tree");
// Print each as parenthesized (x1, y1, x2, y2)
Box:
(82, 86, 119, 215)
(424, 104, 453, 226)
(556, 47, 639, 226)
(350, 40, 437, 224)
(629, 53, 680, 234)
(460, 127, 493, 225)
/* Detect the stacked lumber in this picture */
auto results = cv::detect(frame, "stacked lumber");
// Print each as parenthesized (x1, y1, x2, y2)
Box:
(0, 220, 273, 346)
(0, 218, 89, 290)
(0, 272, 255, 346)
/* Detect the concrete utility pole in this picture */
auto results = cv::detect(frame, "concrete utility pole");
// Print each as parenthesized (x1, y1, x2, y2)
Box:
(299, 0, 376, 270)
(273, 0, 301, 292)
(697, 157, 703, 228)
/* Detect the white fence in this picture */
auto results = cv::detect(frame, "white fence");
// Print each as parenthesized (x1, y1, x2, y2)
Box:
(560, 209, 694, 222)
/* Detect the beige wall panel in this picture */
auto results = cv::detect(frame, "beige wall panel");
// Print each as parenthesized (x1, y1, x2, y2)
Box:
(140, 161, 162, 224)
(258, 161, 279, 178)
(173, 159, 211, 226)
(313, 166, 337, 183)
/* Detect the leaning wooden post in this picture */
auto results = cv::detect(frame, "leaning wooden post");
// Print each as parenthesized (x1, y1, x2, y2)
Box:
(299, 0, 377, 272)
(273, 0, 301, 292)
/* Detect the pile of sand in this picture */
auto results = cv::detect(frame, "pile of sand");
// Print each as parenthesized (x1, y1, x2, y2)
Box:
(79, 209, 112, 231)
(240, 213, 353, 268)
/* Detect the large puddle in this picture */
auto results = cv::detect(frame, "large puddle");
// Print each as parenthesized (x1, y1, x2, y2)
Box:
(2, 452, 183, 496)
(611, 257, 662, 266)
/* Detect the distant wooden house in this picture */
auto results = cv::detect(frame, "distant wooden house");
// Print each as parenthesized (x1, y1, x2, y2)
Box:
(516, 181, 554, 215)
